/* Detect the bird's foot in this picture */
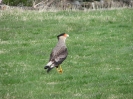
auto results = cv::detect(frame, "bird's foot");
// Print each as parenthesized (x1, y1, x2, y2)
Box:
(56, 65, 63, 74)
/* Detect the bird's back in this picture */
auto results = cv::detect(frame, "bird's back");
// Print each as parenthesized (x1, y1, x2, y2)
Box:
(49, 40, 68, 66)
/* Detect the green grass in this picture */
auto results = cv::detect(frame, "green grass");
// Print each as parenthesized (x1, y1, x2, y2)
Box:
(0, 8, 133, 99)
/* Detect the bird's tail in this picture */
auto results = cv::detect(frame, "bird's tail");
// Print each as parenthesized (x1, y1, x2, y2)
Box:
(44, 61, 53, 73)
(44, 66, 52, 73)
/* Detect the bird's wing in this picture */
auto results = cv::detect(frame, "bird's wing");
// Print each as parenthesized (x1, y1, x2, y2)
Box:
(49, 46, 68, 64)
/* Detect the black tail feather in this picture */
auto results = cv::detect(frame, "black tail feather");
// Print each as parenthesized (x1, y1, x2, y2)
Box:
(47, 67, 52, 73)
(44, 66, 53, 73)
(44, 66, 49, 69)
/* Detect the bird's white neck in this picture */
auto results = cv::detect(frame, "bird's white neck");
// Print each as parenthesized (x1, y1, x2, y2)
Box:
(58, 36, 66, 43)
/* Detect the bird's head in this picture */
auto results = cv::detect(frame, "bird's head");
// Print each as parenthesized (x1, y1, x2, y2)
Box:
(57, 33, 69, 40)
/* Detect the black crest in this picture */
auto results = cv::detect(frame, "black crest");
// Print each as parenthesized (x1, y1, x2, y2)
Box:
(57, 33, 65, 39)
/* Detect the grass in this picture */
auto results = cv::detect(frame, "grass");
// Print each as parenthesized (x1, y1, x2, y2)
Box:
(0, 8, 133, 99)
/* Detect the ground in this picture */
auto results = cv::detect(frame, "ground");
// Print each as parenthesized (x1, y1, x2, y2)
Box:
(0, 8, 133, 99)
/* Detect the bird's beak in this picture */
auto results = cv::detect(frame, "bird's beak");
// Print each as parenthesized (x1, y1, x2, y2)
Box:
(66, 34, 69, 37)
(64, 33, 69, 37)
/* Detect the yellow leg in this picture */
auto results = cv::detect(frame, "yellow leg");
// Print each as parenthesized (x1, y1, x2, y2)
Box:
(56, 65, 63, 73)
(56, 68, 59, 72)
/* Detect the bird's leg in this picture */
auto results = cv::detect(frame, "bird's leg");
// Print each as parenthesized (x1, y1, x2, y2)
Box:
(56, 65, 63, 73)
(59, 65, 63, 73)
(56, 67, 59, 72)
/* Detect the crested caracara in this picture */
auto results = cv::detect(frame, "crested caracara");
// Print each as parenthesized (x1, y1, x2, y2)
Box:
(44, 33, 69, 73)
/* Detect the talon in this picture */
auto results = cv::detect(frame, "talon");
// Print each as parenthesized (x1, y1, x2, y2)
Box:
(56, 65, 63, 73)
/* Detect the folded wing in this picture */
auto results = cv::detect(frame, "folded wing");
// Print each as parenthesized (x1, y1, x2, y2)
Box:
(49, 46, 68, 66)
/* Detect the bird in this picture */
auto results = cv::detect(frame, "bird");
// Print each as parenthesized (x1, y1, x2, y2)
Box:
(44, 33, 69, 73)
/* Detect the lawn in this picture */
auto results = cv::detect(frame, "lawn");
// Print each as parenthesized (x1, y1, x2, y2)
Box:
(0, 8, 133, 99)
